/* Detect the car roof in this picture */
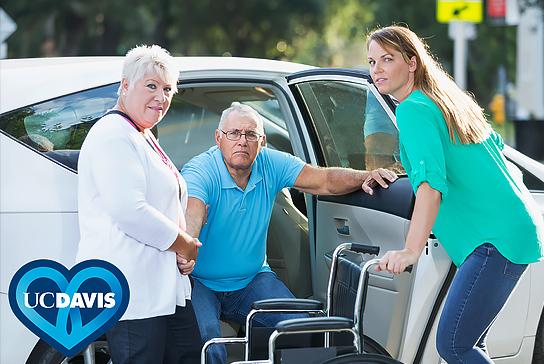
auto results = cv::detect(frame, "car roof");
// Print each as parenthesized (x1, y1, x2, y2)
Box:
(0, 56, 314, 114)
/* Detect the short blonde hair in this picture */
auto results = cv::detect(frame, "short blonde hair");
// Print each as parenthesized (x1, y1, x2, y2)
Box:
(118, 44, 180, 95)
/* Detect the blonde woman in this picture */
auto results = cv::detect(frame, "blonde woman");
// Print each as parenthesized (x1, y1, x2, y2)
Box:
(367, 25, 544, 363)
(77, 45, 201, 363)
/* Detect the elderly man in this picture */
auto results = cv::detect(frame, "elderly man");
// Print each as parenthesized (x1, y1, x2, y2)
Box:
(180, 104, 397, 364)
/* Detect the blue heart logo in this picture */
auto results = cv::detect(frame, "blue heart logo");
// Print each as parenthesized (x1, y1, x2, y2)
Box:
(8, 259, 129, 357)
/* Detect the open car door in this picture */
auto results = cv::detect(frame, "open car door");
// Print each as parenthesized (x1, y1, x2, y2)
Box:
(287, 68, 537, 363)
(286, 69, 458, 362)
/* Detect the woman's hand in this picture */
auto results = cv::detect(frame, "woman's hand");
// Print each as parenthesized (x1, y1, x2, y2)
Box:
(376, 248, 419, 275)
(168, 232, 201, 259)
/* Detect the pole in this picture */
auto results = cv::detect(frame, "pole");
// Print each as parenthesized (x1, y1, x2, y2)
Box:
(453, 21, 467, 90)
(449, 21, 477, 91)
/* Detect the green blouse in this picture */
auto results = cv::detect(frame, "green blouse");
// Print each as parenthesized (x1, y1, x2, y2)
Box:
(396, 90, 544, 266)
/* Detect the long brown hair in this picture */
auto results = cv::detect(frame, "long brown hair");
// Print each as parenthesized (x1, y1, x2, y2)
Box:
(367, 25, 488, 145)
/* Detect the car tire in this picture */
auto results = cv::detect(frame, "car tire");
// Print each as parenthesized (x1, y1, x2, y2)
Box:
(533, 309, 544, 364)
(26, 336, 111, 364)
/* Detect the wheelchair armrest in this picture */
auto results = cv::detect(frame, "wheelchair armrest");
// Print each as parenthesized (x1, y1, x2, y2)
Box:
(251, 298, 324, 311)
(275, 317, 353, 333)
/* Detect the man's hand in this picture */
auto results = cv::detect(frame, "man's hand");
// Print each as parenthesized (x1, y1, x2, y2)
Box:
(177, 251, 197, 275)
(362, 168, 398, 195)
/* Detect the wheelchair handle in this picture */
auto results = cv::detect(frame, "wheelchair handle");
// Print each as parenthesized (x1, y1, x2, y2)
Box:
(349, 243, 380, 256)
(361, 258, 413, 275)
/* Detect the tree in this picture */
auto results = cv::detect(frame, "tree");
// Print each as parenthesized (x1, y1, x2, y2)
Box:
(2, 0, 325, 59)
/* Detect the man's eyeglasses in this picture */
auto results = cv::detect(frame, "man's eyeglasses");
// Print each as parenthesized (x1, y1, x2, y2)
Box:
(220, 130, 262, 142)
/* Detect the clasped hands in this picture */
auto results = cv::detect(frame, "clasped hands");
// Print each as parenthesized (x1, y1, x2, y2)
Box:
(176, 237, 201, 276)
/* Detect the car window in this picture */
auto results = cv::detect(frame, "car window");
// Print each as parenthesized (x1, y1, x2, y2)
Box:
(0, 84, 119, 170)
(293, 80, 405, 174)
(158, 85, 292, 170)
(0, 83, 292, 172)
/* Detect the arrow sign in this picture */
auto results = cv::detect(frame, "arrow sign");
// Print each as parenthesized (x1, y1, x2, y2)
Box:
(1, 8, 17, 59)
(436, 0, 483, 23)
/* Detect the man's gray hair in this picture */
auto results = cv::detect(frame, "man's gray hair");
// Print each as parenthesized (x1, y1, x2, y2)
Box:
(118, 44, 180, 95)
(218, 103, 264, 134)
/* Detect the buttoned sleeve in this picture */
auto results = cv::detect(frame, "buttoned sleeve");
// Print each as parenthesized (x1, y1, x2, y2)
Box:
(488, 125, 504, 151)
(396, 97, 448, 197)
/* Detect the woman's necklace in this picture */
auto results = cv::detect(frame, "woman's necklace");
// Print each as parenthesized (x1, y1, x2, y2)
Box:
(106, 110, 182, 200)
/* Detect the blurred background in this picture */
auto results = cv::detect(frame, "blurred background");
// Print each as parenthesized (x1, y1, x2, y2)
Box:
(1, 0, 543, 158)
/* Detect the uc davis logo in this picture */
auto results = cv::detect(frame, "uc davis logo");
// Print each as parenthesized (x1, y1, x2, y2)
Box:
(8, 259, 129, 357)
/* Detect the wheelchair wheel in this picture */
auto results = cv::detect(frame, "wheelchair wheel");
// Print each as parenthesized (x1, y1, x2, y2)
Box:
(321, 352, 404, 364)
(362, 334, 391, 357)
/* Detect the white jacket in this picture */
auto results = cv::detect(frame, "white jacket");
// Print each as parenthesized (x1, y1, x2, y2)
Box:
(76, 113, 191, 320)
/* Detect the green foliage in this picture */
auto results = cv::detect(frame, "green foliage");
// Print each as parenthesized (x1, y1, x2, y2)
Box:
(2, 0, 324, 58)
(2, 0, 539, 112)
(291, 0, 374, 67)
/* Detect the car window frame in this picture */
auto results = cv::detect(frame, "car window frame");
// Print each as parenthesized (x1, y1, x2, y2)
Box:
(287, 71, 400, 172)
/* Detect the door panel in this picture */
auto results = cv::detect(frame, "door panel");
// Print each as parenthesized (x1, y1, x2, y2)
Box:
(288, 70, 419, 357)
(314, 182, 415, 358)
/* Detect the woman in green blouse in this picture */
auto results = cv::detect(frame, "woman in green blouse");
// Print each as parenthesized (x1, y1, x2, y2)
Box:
(366, 25, 544, 363)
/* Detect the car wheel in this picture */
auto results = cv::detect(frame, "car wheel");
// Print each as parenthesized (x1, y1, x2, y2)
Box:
(26, 336, 111, 364)
(533, 309, 544, 364)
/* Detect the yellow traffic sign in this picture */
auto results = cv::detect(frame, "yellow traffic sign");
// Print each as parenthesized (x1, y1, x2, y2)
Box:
(436, 0, 483, 23)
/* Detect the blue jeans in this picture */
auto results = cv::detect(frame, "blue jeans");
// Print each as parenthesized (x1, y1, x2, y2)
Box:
(436, 243, 527, 363)
(192, 272, 307, 364)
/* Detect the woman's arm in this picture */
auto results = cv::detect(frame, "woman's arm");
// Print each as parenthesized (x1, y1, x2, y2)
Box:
(376, 182, 441, 274)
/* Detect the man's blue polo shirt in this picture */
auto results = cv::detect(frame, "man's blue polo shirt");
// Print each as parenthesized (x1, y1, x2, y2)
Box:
(181, 146, 306, 292)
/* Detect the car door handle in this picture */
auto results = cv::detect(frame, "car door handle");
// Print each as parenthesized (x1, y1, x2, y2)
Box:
(334, 218, 350, 235)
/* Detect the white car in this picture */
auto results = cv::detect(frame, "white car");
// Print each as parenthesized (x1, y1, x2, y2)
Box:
(2, 56, 544, 364)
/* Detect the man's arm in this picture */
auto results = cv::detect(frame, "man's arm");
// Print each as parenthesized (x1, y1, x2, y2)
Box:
(293, 164, 397, 196)
(185, 197, 207, 238)
(177, 197, 207, 275)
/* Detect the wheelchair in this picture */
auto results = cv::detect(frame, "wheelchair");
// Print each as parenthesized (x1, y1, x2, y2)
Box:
(201, 242, 410, 364)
